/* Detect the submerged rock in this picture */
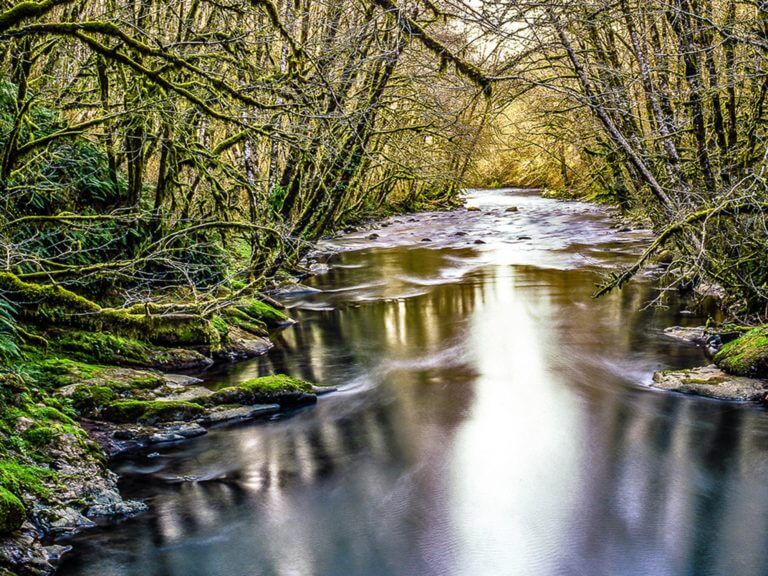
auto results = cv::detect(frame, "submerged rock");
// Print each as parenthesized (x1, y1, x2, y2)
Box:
(466, 206, 481, 212)
(651, 365, 767, 401)
(505, 206, 519, 212)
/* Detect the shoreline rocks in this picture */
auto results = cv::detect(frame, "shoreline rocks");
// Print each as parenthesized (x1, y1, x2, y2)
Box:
(651, 364, 767, 402)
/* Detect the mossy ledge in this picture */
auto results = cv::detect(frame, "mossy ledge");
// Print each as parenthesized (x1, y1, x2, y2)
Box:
(206, 375, 317, 407)
(101, 400, 205, 425)
(714, 325, 768, 379)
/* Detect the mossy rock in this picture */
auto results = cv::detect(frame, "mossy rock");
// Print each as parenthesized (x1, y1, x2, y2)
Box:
(223, 307, 268, 336)
(0, 487, 25, 534)
(714, 326, 768, 378)
(101, 400, 204, 425)
(25, 358, 105, 389)
(207, 374, 316, 407)
(56, 331, 153, 365)
(70, 385, 118, 416)
(235, 299, 291, 328)
(0, 460, 53, 498)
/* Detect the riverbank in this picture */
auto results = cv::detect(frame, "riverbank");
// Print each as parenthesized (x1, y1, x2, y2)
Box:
(652, 325, 768, 402)
(0, 293, 340, 576)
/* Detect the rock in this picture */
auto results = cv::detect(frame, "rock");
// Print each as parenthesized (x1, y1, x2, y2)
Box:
(215, 331, 273, 361)
(663, 326, 710, 346)
(270, 283, 322, 297)
(101, 421, 207, 456)
(86, 488, 147, 518)
(714, 325, 768, 378)
(505, 206, 519, 212)
(473, 239, 486, 245)
(367, 233, 380, 240)
(309, 262, 330, 274)
(651, 365, 767, 401)
(206, 374, 318, 407)
(34, 505, 95, 536)
(0, 525, 56, 576)
(313, 385, 338, 396)
(517, 235, 532, 240)
(198, 404, 280, 425)
(0, 487, 25, 534)
(466, 206, 481, 212)
(102, 400, 205, 425)
(148, 348, 213, 371)
(421, 238, 432, 242)
(44, 544, 71, 564)
(454, 231, 468, 236)
(160, 385, 213, 403)
(163, 373, 204, 387)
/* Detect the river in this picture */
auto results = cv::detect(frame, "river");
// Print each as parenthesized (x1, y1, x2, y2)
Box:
(58, 189, 768, 576)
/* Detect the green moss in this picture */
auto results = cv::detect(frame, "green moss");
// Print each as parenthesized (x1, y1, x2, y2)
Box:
(101, 400, 204, 425)
(23, 357, 105, 389)
(70, 385, 116, 415)
(208, 374, 314, 406)
(56, 331, 152, 365)
(238, 375, 313, 394)
(0, 487, 25, 534)
(210, 315, 230, 339)
(714, 325, 768, 378)
(223, 307, 268, 336)
(0, 459, 53, 498)
(28, 405, 75, 425)
(127, 375, 164, 389)
(236, 299, 290, 327)
(22, 425, 56, 447)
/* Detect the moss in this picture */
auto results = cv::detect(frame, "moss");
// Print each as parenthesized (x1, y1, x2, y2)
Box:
(238, 375, 313, 394)
(236, 299, 290, 327)
(21, 425, 56, 447)
(28, 405, 75, 425)
(210, 315, 230, 339)
(0, 273, 221, 348)
(0, 487, 25, 534)
(208, 374, 314, 406)
(714, 325, 768, 378)
(101, 399, 204, 425)
(223, 308, 268, 336)
(70, 385, 117, 415)
(23, 357, 105, 389)
(56, 331, 152, 365)
(127, 374, 165, 389)
(0, 459, 53, 498)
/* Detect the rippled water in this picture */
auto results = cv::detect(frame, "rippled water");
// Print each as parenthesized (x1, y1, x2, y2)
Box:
(58, 189, 768, 576)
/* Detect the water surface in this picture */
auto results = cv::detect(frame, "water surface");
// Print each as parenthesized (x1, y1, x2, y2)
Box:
(59, 189, 768, 576)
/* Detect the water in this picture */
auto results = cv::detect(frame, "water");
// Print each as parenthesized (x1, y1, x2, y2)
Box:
(58, 189, 768, 576)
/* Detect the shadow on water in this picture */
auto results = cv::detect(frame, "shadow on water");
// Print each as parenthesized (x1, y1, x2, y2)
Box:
(58, 189, 768, 576)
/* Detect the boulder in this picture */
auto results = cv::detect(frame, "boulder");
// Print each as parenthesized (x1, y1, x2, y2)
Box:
(714, 325, 768, 378)
(652, 364, 767, 401)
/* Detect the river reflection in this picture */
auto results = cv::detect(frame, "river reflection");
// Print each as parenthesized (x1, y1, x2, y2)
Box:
(58, 190, 768, 576)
